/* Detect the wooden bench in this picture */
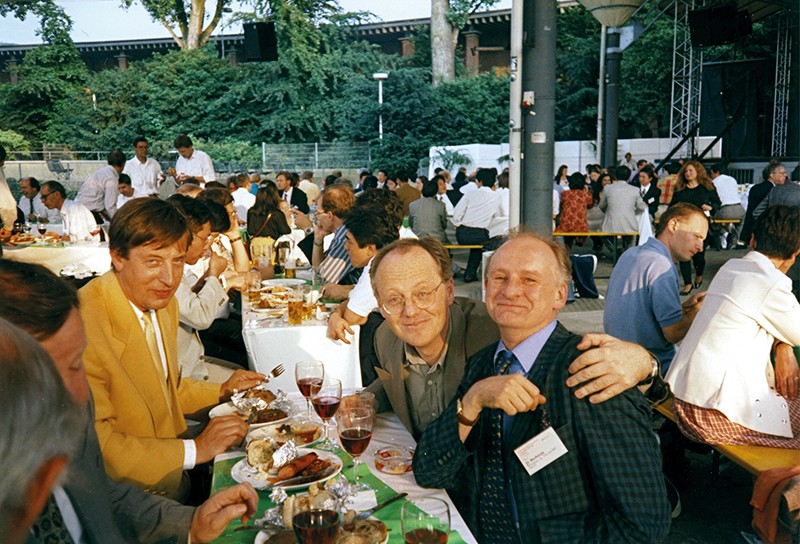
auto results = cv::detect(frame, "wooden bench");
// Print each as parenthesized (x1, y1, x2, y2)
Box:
(443, 244, 484, 250)
(656, 398, 799, 476)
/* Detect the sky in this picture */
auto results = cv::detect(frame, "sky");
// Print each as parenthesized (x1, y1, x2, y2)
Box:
(1, 0, 513, 45)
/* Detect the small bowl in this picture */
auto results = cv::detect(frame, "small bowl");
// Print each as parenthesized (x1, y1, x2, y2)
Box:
(374, 446, 414, 474)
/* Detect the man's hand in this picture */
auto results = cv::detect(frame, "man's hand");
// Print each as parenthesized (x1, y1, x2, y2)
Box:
(682, 291, 706, 317)
(320, 283, 353, 301)
(774, 343, 800, 399)
(195, 416, 249, 464)
(207, 252, 228, 279)
(219, 369, 266, 402)
(327, 312, 354, 344)
(462, 374, 546, 419)
(566, 333, 653, 404)
(190, 483, 259, 543)
(221, 271, 246, 292)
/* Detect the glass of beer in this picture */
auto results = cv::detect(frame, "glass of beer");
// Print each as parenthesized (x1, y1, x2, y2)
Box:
(287, 289, 305, 325)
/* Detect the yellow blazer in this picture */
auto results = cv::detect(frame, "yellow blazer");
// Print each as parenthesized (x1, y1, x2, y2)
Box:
(79, 271, 220, 499)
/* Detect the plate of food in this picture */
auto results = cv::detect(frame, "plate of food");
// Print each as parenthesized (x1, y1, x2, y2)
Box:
(248, 419, 322, 446)
(3, 232, 36, 248)
(263, 278, 307, 288)
(232, 446, 342, 491)
(209, 388, 292, 428)
(250, 305, 286, 317)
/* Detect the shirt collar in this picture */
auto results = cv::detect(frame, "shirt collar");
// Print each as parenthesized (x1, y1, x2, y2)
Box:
(494, 320, 557, 373)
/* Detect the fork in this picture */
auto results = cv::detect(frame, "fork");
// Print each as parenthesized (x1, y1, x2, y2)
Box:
(264, 364, 285, 383)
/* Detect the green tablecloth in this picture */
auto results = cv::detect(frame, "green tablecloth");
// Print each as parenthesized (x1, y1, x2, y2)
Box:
(209, 450, 468, 544)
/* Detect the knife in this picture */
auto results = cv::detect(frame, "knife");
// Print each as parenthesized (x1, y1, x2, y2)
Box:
(357, 492, 408, 520)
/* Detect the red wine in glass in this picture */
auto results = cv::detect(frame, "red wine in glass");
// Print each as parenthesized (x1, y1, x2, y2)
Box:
(293, 509, 339, 544)
(298, 377, 323, 399)
(37, 225, 47, 236)
(404, 528, 449, 544)
(339, 428, 372, 456)
(312, 396, 340, 420)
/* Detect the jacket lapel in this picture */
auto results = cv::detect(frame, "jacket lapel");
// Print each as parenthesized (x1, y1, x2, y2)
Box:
(101, 272, 174, 430)
(376, 334, 414, 434)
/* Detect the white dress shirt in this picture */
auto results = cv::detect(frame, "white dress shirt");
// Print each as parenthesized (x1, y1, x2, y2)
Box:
(0, 166, 16, 228)
(712, 174, 741, 206)
(123, 156, 163, 196)
(452, 186, 500, 229)
(347, 259, 377, 318)
(60, 199, 98, 241)
(175, 149, 216, 182)
(299, 179, 320, 203)
(436, 193, 455, 216)
(231, 187, 256, 224)
(18, 192, 57, 222)
(76, 164, 120, 218)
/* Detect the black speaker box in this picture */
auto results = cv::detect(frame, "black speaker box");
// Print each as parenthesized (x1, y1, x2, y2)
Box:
(243, 22, 278, 62)
(688, 6, 752, 48)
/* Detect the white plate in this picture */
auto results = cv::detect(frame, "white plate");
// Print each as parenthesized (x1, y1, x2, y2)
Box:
(248, 419, 322, 447)
(230, 448, 342, 490)
(208, 401, 292, 429)
(262, 278, 307, 287)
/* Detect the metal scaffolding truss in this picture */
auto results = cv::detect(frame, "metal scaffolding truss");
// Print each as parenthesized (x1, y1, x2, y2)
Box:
(771, 14, 792, 157)
(669, 0, 704, 158)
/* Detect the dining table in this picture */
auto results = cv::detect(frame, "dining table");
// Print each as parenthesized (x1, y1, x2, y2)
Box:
(209, 393, 477, 544)
(2, 238, 111, 276)
(242, 277, 362, 391)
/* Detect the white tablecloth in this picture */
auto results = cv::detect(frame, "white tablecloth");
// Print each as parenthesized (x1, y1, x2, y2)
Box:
(3, 242, 111, 276)
(243, 304, 362, 391)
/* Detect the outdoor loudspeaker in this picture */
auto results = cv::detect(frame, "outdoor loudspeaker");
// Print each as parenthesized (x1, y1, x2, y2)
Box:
(243, 22, 278, 62)
(688, 6, 752, 48)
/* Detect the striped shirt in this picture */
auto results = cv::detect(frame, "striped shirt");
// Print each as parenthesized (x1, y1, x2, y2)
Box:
(318, 225, 353, 285)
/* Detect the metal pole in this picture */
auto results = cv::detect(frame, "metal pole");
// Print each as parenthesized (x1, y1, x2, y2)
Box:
(378, 80, 384, 141)
(602, 27, 621, 167)
(596, 24, 607, 165)
(521, 0, 557, 234)
(508, 0, 524, 229)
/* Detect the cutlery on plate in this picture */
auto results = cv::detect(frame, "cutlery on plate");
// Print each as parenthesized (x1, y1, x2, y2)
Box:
(357, 492, 408, 520)
(271, 465, 339, 489)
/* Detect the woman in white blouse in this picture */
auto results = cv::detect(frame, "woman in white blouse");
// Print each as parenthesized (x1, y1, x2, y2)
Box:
(666, 205, 800, 448)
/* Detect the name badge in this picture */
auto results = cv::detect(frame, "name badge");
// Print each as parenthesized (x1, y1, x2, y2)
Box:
(513, 426, 568, 476)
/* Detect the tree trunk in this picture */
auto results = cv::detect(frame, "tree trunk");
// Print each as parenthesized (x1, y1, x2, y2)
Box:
(431, 0, 455, 86)
(186, 0, 205, 49)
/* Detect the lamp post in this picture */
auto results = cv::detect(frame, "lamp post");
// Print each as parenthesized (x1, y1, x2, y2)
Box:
(373, 72, 388, 141)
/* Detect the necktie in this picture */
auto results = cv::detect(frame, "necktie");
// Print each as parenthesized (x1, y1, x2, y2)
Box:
(641, 186, 647, 197)
(478, 350, 519, 543)
(31, 495, 75, 543)
(29, 197, 34, 215)
(141, 312, 174, 416)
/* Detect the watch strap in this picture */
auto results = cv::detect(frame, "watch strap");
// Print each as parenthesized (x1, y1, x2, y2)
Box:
(457, 397, 479, 427)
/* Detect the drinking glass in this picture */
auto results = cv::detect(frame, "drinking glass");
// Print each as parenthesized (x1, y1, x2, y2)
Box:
(89, 224, 102, 246)
(293, 509, 339, 544)
(401, 498, 450, 544)
(311, 377, 342, 451)
(295, 360, 324, 419)
(37, 220, 47, 240)
(337, 406, 374, 491)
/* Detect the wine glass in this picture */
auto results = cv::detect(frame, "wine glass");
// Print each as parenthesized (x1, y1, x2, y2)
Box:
(293, 509, 339, 544)
(295, 360, 324, 419)
(337, 406, 374, 491)
(89, 224, 102, 246)
(311, 377, 342, 451)
(401, 497, 450, 544)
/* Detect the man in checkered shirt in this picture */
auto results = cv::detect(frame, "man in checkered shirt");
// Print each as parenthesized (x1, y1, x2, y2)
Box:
(414, 233, 671, 544)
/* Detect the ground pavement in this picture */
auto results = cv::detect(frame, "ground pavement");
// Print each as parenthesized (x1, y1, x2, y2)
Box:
(453, 244, 767, 544)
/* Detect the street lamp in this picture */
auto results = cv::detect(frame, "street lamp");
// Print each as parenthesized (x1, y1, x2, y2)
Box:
(373, 72, 388, 141)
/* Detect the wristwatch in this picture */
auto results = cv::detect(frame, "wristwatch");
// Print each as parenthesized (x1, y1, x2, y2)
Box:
(456, 397, 479, 427)
(303, 226, 314, 237)
(637, 354, 660, 386)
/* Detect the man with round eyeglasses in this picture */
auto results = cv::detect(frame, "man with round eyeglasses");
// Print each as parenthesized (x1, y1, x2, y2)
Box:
(362, 237, 664, 440)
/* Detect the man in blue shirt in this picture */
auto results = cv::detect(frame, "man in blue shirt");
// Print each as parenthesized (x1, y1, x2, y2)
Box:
(604, 202, 708, 373)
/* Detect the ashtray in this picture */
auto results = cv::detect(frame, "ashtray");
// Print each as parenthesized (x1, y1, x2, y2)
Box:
(374, 446, 414, 474)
